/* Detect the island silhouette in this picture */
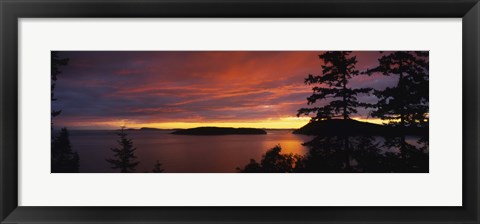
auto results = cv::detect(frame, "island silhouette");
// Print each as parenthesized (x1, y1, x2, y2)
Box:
(171, 127, 267, 135)
(293, 119, 428, 136)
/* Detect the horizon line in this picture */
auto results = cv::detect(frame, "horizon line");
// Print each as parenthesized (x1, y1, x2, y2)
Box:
(54, 118, 388, 131)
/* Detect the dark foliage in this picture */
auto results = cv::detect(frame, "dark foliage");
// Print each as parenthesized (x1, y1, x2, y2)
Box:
(239, 136, 428, 173)
(294, 136, 347, 172)
(367, 51, 429, 128)
(237, 145, 300, 173)
(106, 127, 140, 173)
(152, 160, 164, 173)
(364, 51, 429, 168)
(51, 128, 79, 173)
(51, 51, 69, 119)
(50, 52, 79, 173)
(298, 51, 371, 121)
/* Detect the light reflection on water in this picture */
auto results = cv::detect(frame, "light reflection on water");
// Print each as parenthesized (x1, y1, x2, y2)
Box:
(68, 130, 425, 173)
(69, 129, 313, 173)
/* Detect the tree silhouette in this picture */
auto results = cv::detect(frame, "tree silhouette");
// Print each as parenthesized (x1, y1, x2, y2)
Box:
(298, 51, 371, 121)
(51, 128, 79, 172)
(367, 51, 429, 127)
(295, 136, 393, 172)
(152, 160, 164, 173)
(51, 51, 79, 173)
(297, 51, 372, 171)
(294, 136, 345, 172)
(237, 145, 300, 173)
(51, 51, 69, 119)
(381, 136, 428, 172)
(349, 136, 387, 172)
(238, 51, 429, 173)
(238, 136, 427, 173)
(106, 127, 139, 173)
(367, 51, 429, 164)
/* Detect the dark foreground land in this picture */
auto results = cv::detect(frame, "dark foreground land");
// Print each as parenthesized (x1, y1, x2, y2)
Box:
(293, 119, 428, 136)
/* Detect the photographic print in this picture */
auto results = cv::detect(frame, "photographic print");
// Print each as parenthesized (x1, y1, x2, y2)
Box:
(51, 51, 429, 173)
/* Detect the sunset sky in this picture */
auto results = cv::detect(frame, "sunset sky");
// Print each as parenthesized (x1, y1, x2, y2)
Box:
(53, 51, 398, 130)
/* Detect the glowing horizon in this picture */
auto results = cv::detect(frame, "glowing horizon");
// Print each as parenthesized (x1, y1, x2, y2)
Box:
(61, 117, 388, 130)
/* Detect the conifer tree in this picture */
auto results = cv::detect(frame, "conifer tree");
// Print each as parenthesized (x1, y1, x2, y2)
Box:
(106, 127, 140, 173)
(298, 51, 371, 121)
(51, 52, 79, 172)
(51, 51, 69, 119)
(152, 160, 164, 173)
(367, 51, 429, 166)
(51, 128, 79, 172)
(368, 51, 429, 128)
(297, 51, 371, 171)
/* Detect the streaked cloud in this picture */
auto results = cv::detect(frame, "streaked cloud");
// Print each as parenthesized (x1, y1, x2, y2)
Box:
(53, 51, 398, 129)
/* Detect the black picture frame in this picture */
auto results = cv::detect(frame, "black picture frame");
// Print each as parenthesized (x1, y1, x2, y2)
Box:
(1, 0, 479, 223)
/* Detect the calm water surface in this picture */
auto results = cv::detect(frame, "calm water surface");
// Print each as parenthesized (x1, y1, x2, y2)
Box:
(69, 130, 314, 173)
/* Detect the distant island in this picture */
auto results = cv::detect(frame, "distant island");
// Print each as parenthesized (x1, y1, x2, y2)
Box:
(139, 127, 180, 131)
(293, 119, 428, 136)
(171, 127, 267, 135)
